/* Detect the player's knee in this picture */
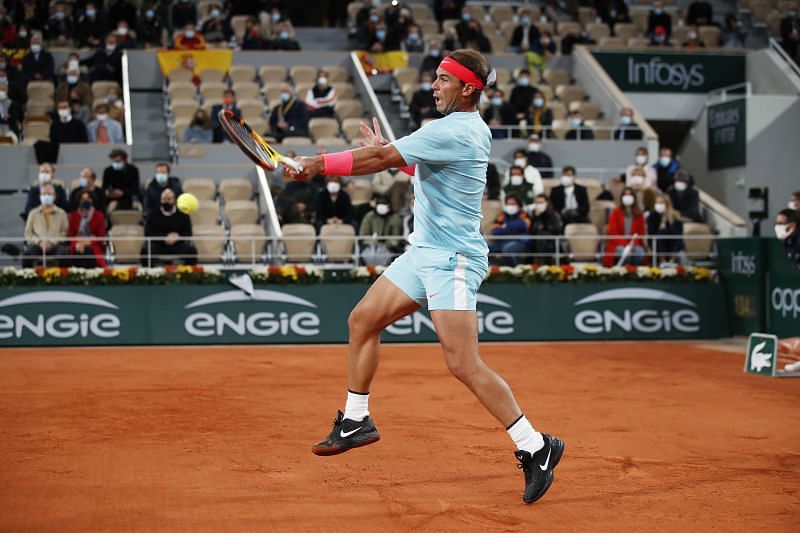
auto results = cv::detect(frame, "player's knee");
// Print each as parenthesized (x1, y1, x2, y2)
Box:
(445, 354, 479, 385)
(348, 304, 380, 337)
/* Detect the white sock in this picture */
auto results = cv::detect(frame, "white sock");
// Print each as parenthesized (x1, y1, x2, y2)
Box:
(343, 390, 369, 421)
(507, 415, 544, 454)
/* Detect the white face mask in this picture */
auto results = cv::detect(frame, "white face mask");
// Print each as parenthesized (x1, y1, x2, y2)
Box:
(629, 175, 644, 187)
(185, 30, 195, 38)
(375, 204, 390, 216)
(0, 91, 7, 100)
(106, 44, 116, 53)
(635, 154, 648, 165)
(155, 173, 168, 185)
(775, 223, 793, 240)
(560, 175, 574, 187)
(622, 195, 635, 207)
(79, 177, 89, 188)
(317, 76, 328, 87)
(30, 44, 41, 53)
(117, 26, 128, 35)
(510, 175, 524, 187)
(96, 113, 108, 121)
(528, 142, 541, 153)
(327, 181, 341, 194)
(40, 194, 54, 206)
(39, 172, 52, 183)
(67, 75, 78, 84)
(58, 109, 71, 121)
(513, 158, 527, 168)
(534, 202, 546, 214)
(659, 156, 671, 167)
(654, 202, 666, 214)
(674, 181, 688, 192)
(789, 200, 797, 210)
(503, 204, 520, 216)
(68, 60, 80, 70)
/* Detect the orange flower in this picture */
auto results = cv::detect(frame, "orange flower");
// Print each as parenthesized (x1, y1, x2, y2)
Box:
(490, 265, 501, 275)
(367, 265, 377, 275)
(296, 266, 307, 275)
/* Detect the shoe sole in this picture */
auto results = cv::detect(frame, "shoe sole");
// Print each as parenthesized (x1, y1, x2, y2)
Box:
(524, 438, 565, 505)
(311, 434, 380, 456)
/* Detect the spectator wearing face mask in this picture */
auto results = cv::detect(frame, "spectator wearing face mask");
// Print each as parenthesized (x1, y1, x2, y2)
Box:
(613, 108, 643, 141)
(44, 4, 75, 46)
(403, 24, 425, 53)
(143, 187, 197, 265)
(510, 9, 541, 53)
(780, 4, 800, 60)
(624, 147, 658, 188)
(561, 26, 596, 56)
(172, 0, 198, 29)
(183, 109, 213, 143)
(68, 190, 107, 268)
(114, 20, 139, 50)
(524, 90, 554, 139)
(667, 171, 701, 222)
(565, 111, 594, 141)
(649, 25, 671, 47)
(489, 194, 531, 266)
(70, 168, 106, 211)
(56, 68, 92, 108)
(269, 22, 301, 50)
(509, 70, 537, 119)
(87, 103, 124, 144)
(21, 34, 55, 83)
(682, 28, 706, 49)
(103, 149, 141, 212)
(138, 4, 167, 48)
(604, 186, 648, 267)
(276, 161, 315, 225)
(23, 183, 70, 267)
(653, 147, 680, 191)
(211, 89, 241, 143)
(77, 3, 108, 48)
(482, 88, 516, 140)
(433, 0, 466, 27)
(626, 165, 657, 211)
(143, 163, 182, 218)
(6, 23, 31, 49)
(648, 1, 672, 41)
(109, 0, 139, 28)
(174, 23, 206, 50)
(455, 7, 478, 46)
(502, 165, 537, 210)
(359, 195, 404, 257)
(84, 35, 123, 84)
(50, 99, 89, 144)
(462, 20, 492, 53)
(775, 208, 800, 269)
(241, 18, 267, 49)
(268, 83, 309, 142)
(597, 0, 631, 33)
(529, 194, 562, 264)
(0, 81, 22, 139)
(24, 163, 69, 219)
(409, 72, 441, 127)
(721, 14, 747, 49)
(200, 4, 232, 43)
(69, 91, 92, 124)
(646, 193, 683, 264)
(550, 166, 590, 226)
(315, 176, 356, 232)
(420, 42, 443, 73)
(526, 134, 554, 178)
(305, 70, 338, 119)
(526, 31, 557, 74)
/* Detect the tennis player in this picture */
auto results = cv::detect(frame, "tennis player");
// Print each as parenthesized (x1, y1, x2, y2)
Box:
(290, 49, 564, 504)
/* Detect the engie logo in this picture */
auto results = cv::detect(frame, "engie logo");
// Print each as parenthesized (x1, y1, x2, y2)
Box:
(386, 294, 515, 336)
(574, 288, 700, 334)
(771, 287, 800, 319)
(627, 57, 704, 90)
(0, 291, 121, 339)
(184, 290, 320, 337)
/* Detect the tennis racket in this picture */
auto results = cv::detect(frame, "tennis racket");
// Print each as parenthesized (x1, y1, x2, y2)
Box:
(217, 109, 303, 173)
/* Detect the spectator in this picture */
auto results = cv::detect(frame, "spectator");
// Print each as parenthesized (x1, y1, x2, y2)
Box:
(509, 70, 536, 119)
(241, 18, 267, 49)
(604, 186, 648, 266)
(276, 165, 315, 224)
(200, 4, 232, 43)
(654, 147, 680, 191)
(0, 6, 14, 47)
(561, 26, 596, 56)
(138, 4, 166, 48)
(646, 193, 684, 264)
(113, 20, 139, 50)
(485, 163, 501, 201)
(171, 0, 198, 30)
(565, 111, 594, 141)
(627, 165, 657, 212)
(455, 6, 477, 46)
(23, 183, 69, 267)
(83, 35, 122, 84)
(183, 109, 213, 143)
(613, 107, 643, 140)
(524, 90, 554, 139)
(721, 14, 747, 48)
(502, 165, 537, 209)
(143, 188, 197, 265)
(368, 22, 399, 52)
(76, 2, 108, 49)
(268, 83, 309, 142)
(56, 52, 81, 81)
(597, 0, 631, 34)
(775, 208, 800, 269)
(359, 195, 404, 261)
(667, 171, 701, 222)
(648, 1, 672, 41)
(482, 88, 516, 139)
(529, 194, 562, 264)
(174, 23, 206, 50)
(550, 166, 590, 225)
(0, 55, 21, 95)
(781, 4, 800, 61)
(461, 20, 492, 53)
(105, 86, 125, 124)
(508, 149, 544, 197)
(68, 190, 107, 268)
(402, 24, 425, 53)
(69, 90, 92, 124)
(44, 3, 74, 46)
(211, 90, 241, 143)
(409, 72, 440, 127)
(682, 29, 706, 49)
(87, 103, 124, 144)
(315, 176, 355, 232)
(0, 81, 22, 138)
(525, 31, 557, 74)
(686, 1, 713, 26)
(267, 7, 296, 36)
(526, 134, 554, 178)
(103, 149, 141, 212)
(50, 99, 89, 143)
(305, 70, 337, 119)
(789, 191, 800, 212)
(143, 162, 182, 218)
(433, 0, 466, 27)
(109, 0, 138, 29)
(649, 25, 671, 46)
(510, 9, 540, 53)
(420, 41, 443, 73)
(21, 34, 55, 83)
(624, 146, 657, 187)
(6, 22, 30, 49)
(69, 168, 106, 211)
(56, 68, 92, 108)
(268, 22, 301, 50)
(489, 194, 531, 266)
(24, 163, 69, 218)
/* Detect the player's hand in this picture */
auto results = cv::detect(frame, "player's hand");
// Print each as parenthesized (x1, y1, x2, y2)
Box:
(288, 156, 322, 182)
(358, 117, 389, 147)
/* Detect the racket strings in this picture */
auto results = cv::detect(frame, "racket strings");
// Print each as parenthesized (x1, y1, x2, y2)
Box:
(230, 119, 277, 166)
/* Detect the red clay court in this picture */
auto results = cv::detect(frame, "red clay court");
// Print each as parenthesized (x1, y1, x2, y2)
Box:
(1, 341, 798, 531)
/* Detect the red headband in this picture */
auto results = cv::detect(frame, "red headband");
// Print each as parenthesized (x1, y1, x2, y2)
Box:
(439, 56, 484, 90)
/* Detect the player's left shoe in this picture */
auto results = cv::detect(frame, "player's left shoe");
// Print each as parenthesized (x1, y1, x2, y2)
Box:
(515, 433, 565, 504)
(311, 410, 380, 456)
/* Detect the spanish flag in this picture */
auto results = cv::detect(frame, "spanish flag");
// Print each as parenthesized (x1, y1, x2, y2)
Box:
(156, 49, 234, 77)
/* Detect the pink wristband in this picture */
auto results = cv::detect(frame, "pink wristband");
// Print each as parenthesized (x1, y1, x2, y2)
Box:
(399, 165, 416, 177)
(322, 151, 354, 176)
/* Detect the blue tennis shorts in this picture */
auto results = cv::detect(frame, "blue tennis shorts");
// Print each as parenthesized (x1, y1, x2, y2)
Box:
(383, 246, 488, 311)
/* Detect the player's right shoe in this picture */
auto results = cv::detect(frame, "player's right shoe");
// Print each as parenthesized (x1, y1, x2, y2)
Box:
(311, 410, 380, 456)
(515, 433, 565, 504)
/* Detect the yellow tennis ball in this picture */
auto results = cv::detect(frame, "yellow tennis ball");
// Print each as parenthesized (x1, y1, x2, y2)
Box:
(177, 193, 198, 214)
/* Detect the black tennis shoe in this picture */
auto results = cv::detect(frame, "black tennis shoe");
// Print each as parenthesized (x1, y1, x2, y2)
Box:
(311, 410, 380, 456)
(515, 433, 565, 504)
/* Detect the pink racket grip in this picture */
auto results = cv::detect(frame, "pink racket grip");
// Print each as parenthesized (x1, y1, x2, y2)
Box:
(281, 157, 303, 173)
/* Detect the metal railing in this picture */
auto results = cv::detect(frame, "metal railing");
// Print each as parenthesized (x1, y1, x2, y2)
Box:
(769, 37, 800, 85)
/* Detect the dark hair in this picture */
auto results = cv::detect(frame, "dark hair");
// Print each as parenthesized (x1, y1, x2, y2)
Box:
(505, 193, 522, 206)
(792, 191, 800, 198)
(156, 162, 170, 172)
(535, 193, 549, 202)
(779, 208, 798, 224)
(509, 165, 524, 174)
(445, 49, 492, 103)
(620, 186, 641, 214)
(562, 165, 576, 175)
(109, 148, 128, 160)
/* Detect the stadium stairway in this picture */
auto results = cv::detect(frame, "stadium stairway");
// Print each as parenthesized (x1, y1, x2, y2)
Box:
(130, 90, 171, 161)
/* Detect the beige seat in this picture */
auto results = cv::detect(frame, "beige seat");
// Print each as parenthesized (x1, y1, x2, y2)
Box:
(417, 19, 439, 36)
(551, 119, 570, 140)
(393, 67, 418, 88)
(309, 117, 340, 141)
(320, 223, 356, 263)
(614, 23, 638, 43)
(589, 201, 615, 233)
(535, 20, 555, 35)
(335, 99, 363, 120)
(578, 101, 599, 120)
(91, 81, 121, 101)
(168, 68, 194, 84)
(627, 37, 651, 48)
(231, 223, 266, 263)
(200, 81, 228, 102)
(630, 11, 649, 33)
(558, 21, 582, 35)
(541, 178, 559, 198)
(341, 117, 363, 141)
(109, 224, 144, 263)
(578, 6, 597, 27)
(225, 200, 259, 225)
(750, 0, 772, 22)
(488, 34, 509, 53)
(489, 4, 514, 24)
(168, 82, 196, 101)
(556, 85, 586, 107)
(316, 136, 348, 146)
(109, 210, 142, 227)
(193, 224, 227, 263)
(347, 1, 365, 22)
(349, 178, 373, 206)
(683, 222, 714, 261)
(543, 68, 570, 89)
(332, 82, 355, 100)
(586, 22, 610, 41)
(232, 82, 260, 100)
(198, 68, 225, 84)
(230, 15, 251, 40)
(698, 25, 721, 47)
(26, 98, 54, 114)
(23, 119, 51, 141)
(259, 65, 288, 84)
(190, 199, 220, 226)
(586, 119, 611, 140)
(281, 223, 317, 263)
(228, 64, 256, 85)
(295, 82, 313, 100)
(263, 83, 283, 104)
(409, 3, 430, 22)
(290, 65, 318, 85)
(577, 178, 603, 201)
(219, 178, 253, 201)
(281, 136, 312, 146)
(481, 200, 503, 234)
(248, 116, 268, 136)
(565, 223, 599, 261)
(323, 64, 348, 83)
(238, 100, 266, 122)
(598, 36, 625, 48)
(171, 100, 199, 121)
(26, 81, 55, 101)
(401, 82, 416, 104)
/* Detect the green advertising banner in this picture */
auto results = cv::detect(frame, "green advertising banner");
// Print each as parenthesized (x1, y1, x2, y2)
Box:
(766, 239, 800, 337)
(591, 51, 746, 93)
(717, 238, 765, 335)
(0, 282, 729, 346)
(708, 98, 746, 170)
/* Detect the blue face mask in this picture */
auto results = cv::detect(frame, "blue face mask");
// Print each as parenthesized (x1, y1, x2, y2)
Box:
(279, 31, 289, 40)
(621, 115, 631, 125)
(210, 9, 220, 18)
(55, 12, 65, 20)
(280, 92, 290, 102)
(145, 9, 154, 19)
(518, 77, 530, 87)
(86, 8, 96, 18)
(533, 97, 544, 107)
(462, 13, 471, 21)
(370, 14, 379, 23)
(376, 30, 386, 40)
(408, 33, 419, 41)
(40, 194, 54, 206)
(420, 82, 431, 91)
(653, 7, 663, 15)
(521, 16, 530, 25)
(272, 13, 281, 22)
(430, 49, 440, 57)
(111, 161, 124, 171)
(491, 96, 503, 106)
(155, 173, 168, 185)
(570, 117, 582, 128)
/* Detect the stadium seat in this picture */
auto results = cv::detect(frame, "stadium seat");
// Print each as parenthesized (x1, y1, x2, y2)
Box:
(193, 224, 227, 264)
(349, 178, 373, 206)
(335, 99, 363, 120)
(332, 82, 356, 100)
(751, 1, 772, 22)
(577, 178, 603, 201)
(168, 82, 196, 101)
(168, 68, 194, 83)
(578, 6, 597, 28)
(190, 199, 220, 226)
(541, 178, 559, 198)
(589, 200, 615, 233)
(91, 81, 121, 101)
(543, 68, 570, 89)
(630, 11, 649, 33)
(248, 117, 268, 136)
(230, 15, 251, 40)
(224, 200, 259, 226)
(627, 37, 651, 48)
(559, 21, 582, 35)
(109, 224, 144, 263)
(481, 199, 503, 234)
(23, 117, 51, 141)
(401, 83, 416, 104)
(417, 19, 439, 37)
(316, 136, 348, 147)
(556, 85, 586, 107)
(309, 117, 340, 141)
(219, 178, 253, 201)
(565, 223, 599, 261)
(488, 34, 509, 53)
(489, 5, 514, 24)
(551, 119, 570, 140)
(228, 64, 256, 85)
(281, 223, 317, 263)
(535, 20, 555, 35)
(109, 210, 142, 227)
(614, 23, 638, 44)
(263, 83, 283, 104)
(698, 25, 721, 47)
(238, 100, 266, 122)
(259, 65, 287, 84)
(290, 65, 318, 85)
(586, 22, 610, 41)
(341, 117, 363, 142)
(25, 99, 53, 114)
(232, 82, 261, 101)
(393, 67, 419, 89)
(171, 99, 199, 118)
(409, 3, 430, 22)
(586, 119, 611, 140)
(323, 65, 349, 83)
(200, 82, 228, 103)
(231, 223, 266, 263)
(598, 36, 625, 48)
(578, 101, 599, 120)
(320, 223, 356, 263)
(26, 81, 54, 101)
(683, 222, 714, 261)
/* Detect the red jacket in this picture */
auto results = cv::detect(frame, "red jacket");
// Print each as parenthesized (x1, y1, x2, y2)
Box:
(68, 209, 107, 267)
(603, 207, 646, 266)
